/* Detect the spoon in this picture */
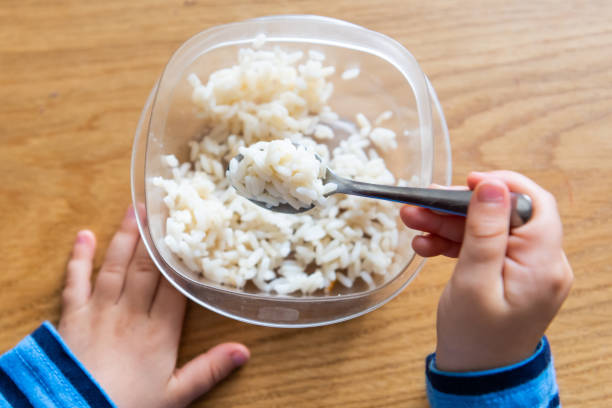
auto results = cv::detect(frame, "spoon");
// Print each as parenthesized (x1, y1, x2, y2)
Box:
(230, 151, 533, 227)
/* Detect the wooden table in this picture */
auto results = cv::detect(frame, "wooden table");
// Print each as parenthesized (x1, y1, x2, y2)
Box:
(2, 1, 611, 406)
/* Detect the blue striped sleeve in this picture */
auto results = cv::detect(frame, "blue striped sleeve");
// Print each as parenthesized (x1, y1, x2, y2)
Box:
(0, 321, 115, 407)
(426, 336, 560, 407)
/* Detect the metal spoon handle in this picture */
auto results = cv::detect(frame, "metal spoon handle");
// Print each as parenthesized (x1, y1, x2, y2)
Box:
(335, 181, 532, 227)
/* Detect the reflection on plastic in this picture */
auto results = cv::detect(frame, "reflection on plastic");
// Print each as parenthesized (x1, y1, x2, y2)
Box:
(257, 307, 300, 322)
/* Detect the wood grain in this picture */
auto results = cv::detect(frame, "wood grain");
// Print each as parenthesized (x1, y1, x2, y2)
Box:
(1, 0, 611, 406)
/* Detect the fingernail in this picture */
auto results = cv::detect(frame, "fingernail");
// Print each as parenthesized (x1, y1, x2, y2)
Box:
(476, 182, 504, 203)
(126, 205, 135, 218)
(230, 350, 249, 367)
(76, 230, 90, 244)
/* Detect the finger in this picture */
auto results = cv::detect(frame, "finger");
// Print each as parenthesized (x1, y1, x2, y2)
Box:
(62, 230, 97, 312)
(455, 178, 511, 290)
(92, 206, 140, 305)
(412, 234, 461, 258)
(150, 277, 186, 336)
(120, 241, 161, 312)
(468, 171, 563, 251)
(169, 343, 250, 406)
(400, 205, 466, 242)
(469, 172, 572, 304)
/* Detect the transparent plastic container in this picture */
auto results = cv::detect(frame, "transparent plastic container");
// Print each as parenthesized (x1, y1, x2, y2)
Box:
(131, 15, 451, 327)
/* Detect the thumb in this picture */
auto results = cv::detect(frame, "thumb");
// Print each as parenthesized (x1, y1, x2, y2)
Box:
(455, 178, 511, 290)
(169, 343, 250, 406)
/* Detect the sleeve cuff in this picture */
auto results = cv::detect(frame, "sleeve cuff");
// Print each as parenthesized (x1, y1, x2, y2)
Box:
(0, 321, 115, 408)
(425, 336, 560, 408)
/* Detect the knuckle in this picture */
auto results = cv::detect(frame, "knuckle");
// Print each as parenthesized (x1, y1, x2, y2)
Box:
(466, 217, 507, 240)
(146, 325, 166, 344)
(95, 269, 124, 294)
(63, 272, 77, 289)
(546, 263, 574, 296)
(130, 256, 156, 273)
(537, 190, 559, 215)
(102, 262, 125, 276)
(112, 321, 128, 338)
(61, 288, 75, 305)
(207, 362, 227, 387)
(62, 273, 82, 296)
(461, 231, 506, 263)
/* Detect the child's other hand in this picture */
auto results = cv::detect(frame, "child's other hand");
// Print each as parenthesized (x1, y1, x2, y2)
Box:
(58, 206, 250, 408)
(400, 171, 573, 372)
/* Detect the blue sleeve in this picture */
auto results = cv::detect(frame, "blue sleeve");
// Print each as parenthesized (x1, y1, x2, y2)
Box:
(0, 321, 115, 408)
(425, 336, 560, 407)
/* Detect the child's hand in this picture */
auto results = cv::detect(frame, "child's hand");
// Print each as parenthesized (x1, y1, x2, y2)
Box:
(400, 171, 573, 372)
(58, 206, 250, 408)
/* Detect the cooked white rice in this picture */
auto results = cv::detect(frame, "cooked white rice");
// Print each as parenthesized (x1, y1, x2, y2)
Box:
(252, 33, 266, 49)
(341, 67, 360, 80)
(374, 110, 393, 126)
(227, 139, 337, 210)
(369, 127, 398, 152)
(153, 43, 413, 295)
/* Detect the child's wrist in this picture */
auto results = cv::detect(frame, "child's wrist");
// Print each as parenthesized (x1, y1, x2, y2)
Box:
(435, 340, 540, 372)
